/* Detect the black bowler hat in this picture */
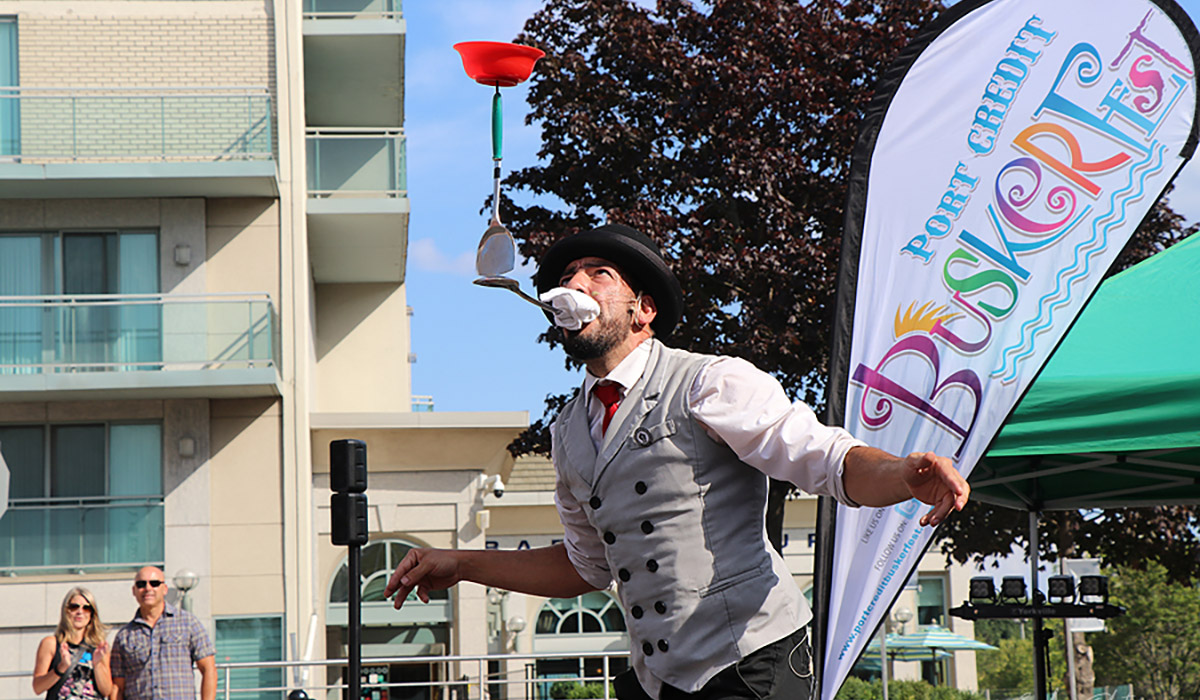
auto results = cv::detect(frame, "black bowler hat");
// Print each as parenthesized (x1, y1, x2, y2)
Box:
(536, 224, 684, 337)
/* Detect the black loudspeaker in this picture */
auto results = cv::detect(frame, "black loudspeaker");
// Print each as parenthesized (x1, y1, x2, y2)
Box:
(331, 492, 368, 546)
(330, 439, 367, 493)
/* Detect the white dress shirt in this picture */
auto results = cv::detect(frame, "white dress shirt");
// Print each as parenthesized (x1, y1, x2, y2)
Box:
(556, 338, 865, 587)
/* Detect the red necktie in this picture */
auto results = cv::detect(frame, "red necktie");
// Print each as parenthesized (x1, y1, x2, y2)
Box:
(593, 382, 622, 436)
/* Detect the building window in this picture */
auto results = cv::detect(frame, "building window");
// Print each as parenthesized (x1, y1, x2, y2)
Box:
(532, 592, 630, 698)
(0, 230, 159, 372)
(0, 16, 17, 156)
(918, 575, 949, 685)
(215, 616, 284, 700)
(0, 422, 163, 573)
(535, 592, 626, 636)
(917, 576, 946, 626)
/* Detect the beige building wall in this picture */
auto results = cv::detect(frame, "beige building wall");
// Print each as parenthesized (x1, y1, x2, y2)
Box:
(206, 198, 282, 300)
(314, 283, 411, 414)
(9, 1, 273, 89)
(209, 398, 285, 616)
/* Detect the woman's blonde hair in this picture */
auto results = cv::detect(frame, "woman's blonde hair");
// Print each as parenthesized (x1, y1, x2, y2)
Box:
(55, 587, 107, 648)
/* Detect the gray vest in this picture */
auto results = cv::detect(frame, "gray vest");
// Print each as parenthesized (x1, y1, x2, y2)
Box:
(553, 340, 809, 695)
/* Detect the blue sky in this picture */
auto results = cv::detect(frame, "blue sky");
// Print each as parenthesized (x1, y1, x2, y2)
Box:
(403, 0, 576, 420)
(403, 1, 1200, 422)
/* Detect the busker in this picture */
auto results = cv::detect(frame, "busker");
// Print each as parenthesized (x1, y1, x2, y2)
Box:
(385, 223, 969, 700)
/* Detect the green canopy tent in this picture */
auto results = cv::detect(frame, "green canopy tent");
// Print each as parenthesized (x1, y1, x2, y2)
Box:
(966, 231, 1200, 700)
(976, 231, 1200, 509)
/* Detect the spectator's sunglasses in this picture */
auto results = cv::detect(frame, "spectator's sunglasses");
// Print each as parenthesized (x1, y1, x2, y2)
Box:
(67, 603, 94, 612)
(135, 579, 165, 589)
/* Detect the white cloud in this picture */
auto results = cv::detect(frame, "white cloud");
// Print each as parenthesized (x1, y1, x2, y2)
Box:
(410, 238, 476, 276)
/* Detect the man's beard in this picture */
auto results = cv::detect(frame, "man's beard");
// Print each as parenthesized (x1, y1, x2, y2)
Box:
(562, 308, 627, 361)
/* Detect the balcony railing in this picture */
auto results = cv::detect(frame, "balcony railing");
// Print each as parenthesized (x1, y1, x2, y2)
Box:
(303, 0, 402, 20)
(0, 86, 273, 162)
(306, 128, 406, 197)
(0, 293, 276, 373)
(0, 495, 164, 574)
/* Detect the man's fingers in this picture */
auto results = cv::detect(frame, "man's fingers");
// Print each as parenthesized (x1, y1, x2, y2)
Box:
(385, 550, 425, 608)
(921, 493, 956, 526)
(384, 550, 421, 597)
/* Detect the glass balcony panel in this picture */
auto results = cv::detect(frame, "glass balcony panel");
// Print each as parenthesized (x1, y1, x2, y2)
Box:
(0, 498, 165, 573)
(307, 130, 406, 196)
(5, 88, 273, 162)
(304, 0, 401, 20)
(0, 294, 275, 373)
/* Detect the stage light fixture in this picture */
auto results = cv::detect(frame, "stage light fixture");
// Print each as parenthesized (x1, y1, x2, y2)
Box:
(1000, 576, 1028, 603)
(1079, 575, 1109, 604)
(1047, 575, 1076, 604)
(969, 576, 996, 604)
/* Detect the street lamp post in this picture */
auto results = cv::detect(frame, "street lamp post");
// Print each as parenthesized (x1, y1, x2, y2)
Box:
(173, 569, 199, 612)
(882, 607, 913, 700)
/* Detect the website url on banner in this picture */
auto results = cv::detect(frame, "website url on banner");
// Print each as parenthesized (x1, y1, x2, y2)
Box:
(838, 528, 923, 660)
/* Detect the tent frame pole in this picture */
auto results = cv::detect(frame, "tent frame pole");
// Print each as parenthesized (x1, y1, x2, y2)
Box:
(1031, 510, 1048, 700)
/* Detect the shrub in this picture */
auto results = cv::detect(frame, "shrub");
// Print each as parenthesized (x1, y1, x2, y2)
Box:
(548, 680, 615, 699)
(834, 678, 987, 700)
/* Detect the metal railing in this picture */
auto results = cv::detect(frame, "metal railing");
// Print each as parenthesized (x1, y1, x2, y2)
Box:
(412, 394, 435, 412)
(306, 128, 407, 197)
(303, 0, 403, 21)
(0, 86, 273, 162)
(0, 292, 277, 374)
(0, 495, 164, 574)
(0, 650, 630, 700)
(224, 651, 627, 700)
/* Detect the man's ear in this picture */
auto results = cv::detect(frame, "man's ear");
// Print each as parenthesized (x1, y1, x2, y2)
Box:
(635, 293, 658, 329)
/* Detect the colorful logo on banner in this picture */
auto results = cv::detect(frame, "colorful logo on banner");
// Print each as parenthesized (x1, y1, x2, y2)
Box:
(823, 2, 1198, 698)
(855, 12, 1189, 459)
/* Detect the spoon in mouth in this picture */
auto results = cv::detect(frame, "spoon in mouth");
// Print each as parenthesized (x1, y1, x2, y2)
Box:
(474, 274, 555, 311)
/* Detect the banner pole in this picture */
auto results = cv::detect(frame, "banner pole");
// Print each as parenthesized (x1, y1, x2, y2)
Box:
(813, 495, 838, 696)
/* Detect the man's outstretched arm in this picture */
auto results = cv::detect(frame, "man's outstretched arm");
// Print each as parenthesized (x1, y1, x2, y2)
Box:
(384, 542, 599, 609)
(842, 447, 969, 526)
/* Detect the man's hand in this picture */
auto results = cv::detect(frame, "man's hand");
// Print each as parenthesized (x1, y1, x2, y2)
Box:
(901, 451, 969, 526)
(384, 548, 465, 609)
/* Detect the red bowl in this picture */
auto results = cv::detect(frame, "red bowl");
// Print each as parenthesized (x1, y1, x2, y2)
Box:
(453, 41, 546, 87)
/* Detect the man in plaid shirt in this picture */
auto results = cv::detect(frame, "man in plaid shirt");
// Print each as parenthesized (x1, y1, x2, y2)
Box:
(111, 566, 217, 700)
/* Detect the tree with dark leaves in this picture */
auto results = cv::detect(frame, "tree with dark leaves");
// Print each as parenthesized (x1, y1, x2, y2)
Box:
(506, 0, 942, 450)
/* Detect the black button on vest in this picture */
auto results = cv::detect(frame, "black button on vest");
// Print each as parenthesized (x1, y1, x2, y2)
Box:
(631, 605, 644, 619)
(603, 531, 616, 545)
(654, 601, 667, 614)
(640, 520, 653, 534)
(635, 481, 647, 494)
(618, 568, 631, 582)
(646, 559, 659, 572)
(658, 639, 669, 652)
(589, 496, 602, 509)
(642, 642, 654, 656)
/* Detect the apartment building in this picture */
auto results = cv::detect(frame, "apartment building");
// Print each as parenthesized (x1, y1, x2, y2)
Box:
(0, 1, 525, 697)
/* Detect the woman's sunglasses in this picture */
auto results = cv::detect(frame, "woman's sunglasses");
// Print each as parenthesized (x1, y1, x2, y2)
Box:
(66, 603, 94, 612)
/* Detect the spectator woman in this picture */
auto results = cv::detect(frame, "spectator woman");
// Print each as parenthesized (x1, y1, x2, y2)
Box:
(32, 587, 112, 699)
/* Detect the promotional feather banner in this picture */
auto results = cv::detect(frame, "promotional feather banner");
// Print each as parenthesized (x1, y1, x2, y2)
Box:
(819, 1, 1200, 696)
